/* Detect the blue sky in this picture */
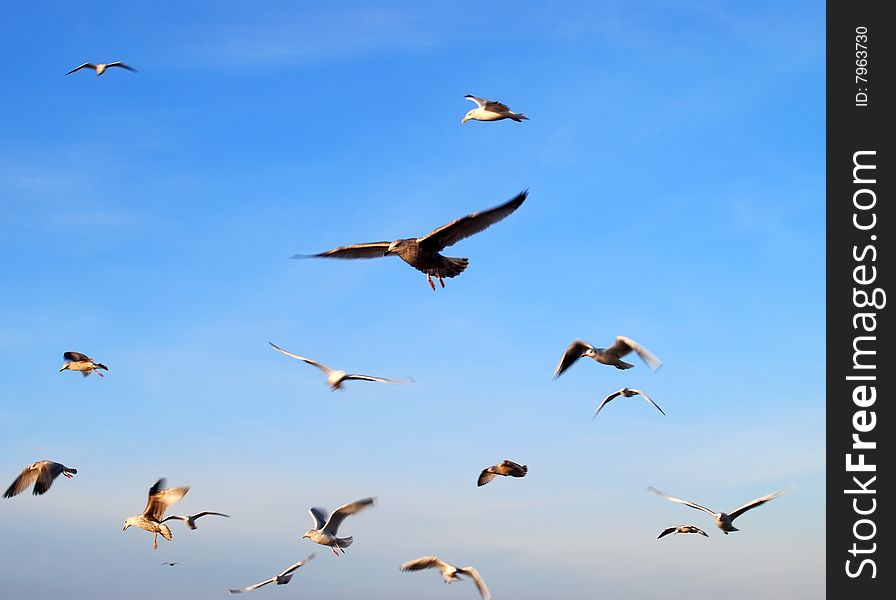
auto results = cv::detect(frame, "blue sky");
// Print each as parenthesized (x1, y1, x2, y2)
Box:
(0, 1, 824, 598)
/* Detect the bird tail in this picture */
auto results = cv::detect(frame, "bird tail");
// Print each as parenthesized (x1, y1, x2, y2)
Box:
(512, 113, 529, 121)
(81, 371, 90, 378)
(159, 524, 173, 541)
(615, 360, 634, 370)
(278, 574, 294, 585)
(439, 257, 469, 278)
(336, 536, 353, 548)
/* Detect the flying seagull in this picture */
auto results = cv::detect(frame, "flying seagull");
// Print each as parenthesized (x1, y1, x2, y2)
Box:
(161, 511, 230, 530)
(229, 554, 315, 594)
(648, 487, 784, 534)
(123, 478, 190, 549)
(59, 351, 108, 377)
(3, 461, 77, 498)
(461, 95, 528, 123)
(269, 342, 412, 390)
(161, 562, 182, 567)
(593, 387, 665, 419)
(554, 336, 661, 378)
(302, 497, 376, 555)
(294, 191, 527, 290)
(400, 556, 491, 600)
(65, 61, 137, 76)
(477, 459, 527, 487)
(657, 525, 709, 539)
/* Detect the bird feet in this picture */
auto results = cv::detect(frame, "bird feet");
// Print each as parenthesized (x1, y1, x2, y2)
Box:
(153, 535, 159, 550)
(437, 274, 445, 288)
(332, 547, 340, 557)
(96, 371, 104, 377)
(427, 274, 436, 290)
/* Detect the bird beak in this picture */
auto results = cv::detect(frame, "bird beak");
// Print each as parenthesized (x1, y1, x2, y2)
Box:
(461, 116, 469, 124)
(122, 525, 128, 531)
(59, 366, 66, 372)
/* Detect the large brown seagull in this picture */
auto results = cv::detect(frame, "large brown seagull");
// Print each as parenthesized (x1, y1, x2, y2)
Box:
(294, 191, 527, 290)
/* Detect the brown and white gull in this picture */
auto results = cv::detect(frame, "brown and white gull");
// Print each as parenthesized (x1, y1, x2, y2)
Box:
(161, 511, 230, 530)
(3, 461, 76, 498)
(593, 387, 665, 419)
(123, 478, 189, 549)
(477, 459, 527, 487)
(229, 554, 315, 594)
(294, 191, 527, 290)
(65, 61, 137, 76)
(554, 336, 661, 378)
(302, 497, 376, 556)
(401, 556, 492, 600)
(657, 525, 708, 539)
(59, 351, 108, 377)
(269, 342, 412, 390)
(648, 487, 784, 534)
(461, 95, 528, 123)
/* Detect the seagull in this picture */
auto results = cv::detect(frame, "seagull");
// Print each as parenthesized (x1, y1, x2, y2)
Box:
(461, 95, 528, 123)
(59, 351, 108, 377)
(554, 336, 661, 378)
(648, 487, 784, 534)
(229, 554, 315, 594)
(477, 459, 527, 487)
(65, 61, 137, 76)
(400, 556, 491, 600)
(3, 461, 77, 498)
(161, 511, 230, 530)
(161, 562, 183, 567)
(302, 497, 376, 556)
(269, 342, 412, 390)
(593, 387, 665, 419)
(294, 190, 527, 290)
(123, 478, 190, 549)
(657, 525, 709, 539)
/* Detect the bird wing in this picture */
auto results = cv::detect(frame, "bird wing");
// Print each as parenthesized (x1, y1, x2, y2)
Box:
(191, 511, 230, 520)
(269, 342, 333, 375)
(657, 527, 677, 539)
(477, 468, 497, 487)
(400, 556, 450, 573)
(33, 462, 64, 495)
(63, 351, 91, 362)
(728, 490, 784, 521)
(308, 507, 328, 530)
(322, 496, 376, 535)
(417, 191, 527, 251)
(464, 95, 487, 108)
(229, 578, 275, 594)
(343, 374, 413, 384)
(553, 339, 595, 378)
(143, 479, 190, 520)
(484, 100, 512, 113)
(502, 460, 527, 475)
(279, 554, 315, 577)
(647, 487, 716, 516)
(693, 526, 709, 536)
(630, 388, 666, 415)
(65, 63, 95, 75)
(609, 336, 662, 371)
(3, 463, 41, 498)
(593, 389, 624, 419)
(458, 567, 492, 600)
(292, 242, 392, 260)
(107, 62, 137, 71)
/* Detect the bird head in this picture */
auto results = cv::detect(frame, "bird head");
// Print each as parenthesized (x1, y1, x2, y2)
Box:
(461, 111, 475, 123)
(385, 240, 405, 255)
(59, 363, 69, 372)
(301, 531, 313, 539)
(123, 517, 138, 531)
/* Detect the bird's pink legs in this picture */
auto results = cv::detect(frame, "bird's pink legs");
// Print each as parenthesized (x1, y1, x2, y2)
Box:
(426, 274, 435, 290)
(153, 533, 158, 550)
(96, 371, 104, 377)
(437, 274, 445, 288)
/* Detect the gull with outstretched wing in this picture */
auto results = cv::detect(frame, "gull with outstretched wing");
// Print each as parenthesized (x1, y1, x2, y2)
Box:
(293, 191, 527, 290)
(461, 95, 528, 123)
(228, 554, 315, 594)
(123, 478, 190, 549)
(401, 556, 491, 600)
(554, 336, 662, 378)
(302, 497, 376, 555)
(4, 461, 77, 498)
(648, 487, 784, 534)
(593, 387, 665, 419)
(66, 61, 137, 76)
(269, 342, 412, 390)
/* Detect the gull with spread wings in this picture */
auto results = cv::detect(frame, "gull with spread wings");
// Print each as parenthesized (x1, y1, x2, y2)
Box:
(400, 556, 491, 600)
(123, 478, 190, 549)
(294, 191, 527, 290)
(161, 511, 229, 530)
(554, 336, 662, 378)
(302, 497, 376, 556)
(593, 387, 665, 419)
(657, 525, 709, 539)
(228, 554, 315, 594)
(477, 459, 527, 487)
(648, 487, 784, 534)
(269, 342, 412, 390)
(461, 95, 528, 123)
(3, 461, 77, 498)
(59, 351, 108, 377)
(65, 61, 137, 77)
